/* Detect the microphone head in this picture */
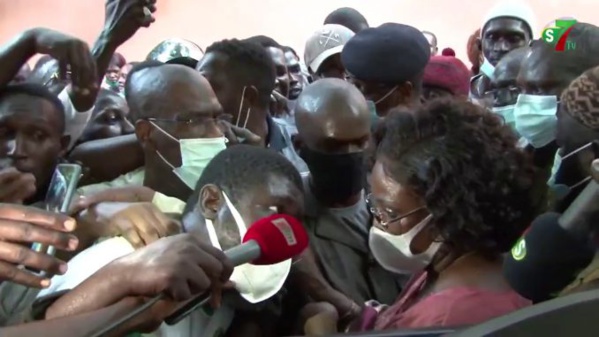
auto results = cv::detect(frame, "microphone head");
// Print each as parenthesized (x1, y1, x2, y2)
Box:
(243, 214, 309, 265)
(503, 212, 595, 302)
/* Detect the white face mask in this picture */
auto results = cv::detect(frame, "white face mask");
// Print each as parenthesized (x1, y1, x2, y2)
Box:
(368, 215, 441, 274)
(205, 192, 291, 304)
(152, 122, 227, 189)
(513, 94, 558, 148)
(480, 58, 495, 80)
(492, 104, 516, 131)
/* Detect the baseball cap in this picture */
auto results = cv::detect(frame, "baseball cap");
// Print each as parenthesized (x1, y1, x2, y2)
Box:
(147, 38, 204, 68)
(304, 24, 355, 73)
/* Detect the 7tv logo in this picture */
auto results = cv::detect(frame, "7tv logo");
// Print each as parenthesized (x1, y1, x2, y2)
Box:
(542, 18, 577, 51)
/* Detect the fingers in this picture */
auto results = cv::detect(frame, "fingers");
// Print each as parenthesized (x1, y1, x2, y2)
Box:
(230, 126, 262, 145)
(193, 239, 234, 283)
(217, 120, 239, 145)
(0, 167, 23, 185)
(121, 221, 144, 249)
(71, 187, 156, 214)
(0, 219, 78, 250)
(135, 210, 161, 246)
(0, 241, 67, 276)
(0, 204, 76, 232)
(0, 172, 36, 203)
(0, 260, 49, 288)
(58, 61, 68, 82)
(69, 43, 95, 95)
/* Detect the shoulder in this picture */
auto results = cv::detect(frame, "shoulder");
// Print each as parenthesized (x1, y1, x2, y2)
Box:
(404, 288, 530, 327)
(77, 168, 145, 196)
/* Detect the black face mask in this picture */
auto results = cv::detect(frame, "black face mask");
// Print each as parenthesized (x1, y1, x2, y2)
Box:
(300, 146, 366, 203)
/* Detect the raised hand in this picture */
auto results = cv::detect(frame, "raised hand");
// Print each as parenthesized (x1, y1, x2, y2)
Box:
(30, 28, 97, 95)
(217, 120, 262, 146)
(103, 0, 157, 47)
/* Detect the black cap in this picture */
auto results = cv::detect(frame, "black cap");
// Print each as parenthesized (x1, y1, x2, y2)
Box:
(341, 23, 431, 84)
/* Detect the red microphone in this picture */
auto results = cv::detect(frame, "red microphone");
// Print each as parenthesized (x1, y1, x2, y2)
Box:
(164, 213, 308, 325)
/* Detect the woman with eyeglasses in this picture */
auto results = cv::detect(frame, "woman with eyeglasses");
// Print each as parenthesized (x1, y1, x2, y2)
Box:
(353, 98, 536, 331)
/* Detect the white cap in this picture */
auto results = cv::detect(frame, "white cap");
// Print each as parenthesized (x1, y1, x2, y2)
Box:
(304, 24, 355, 73)
(482, 0, 537, 38)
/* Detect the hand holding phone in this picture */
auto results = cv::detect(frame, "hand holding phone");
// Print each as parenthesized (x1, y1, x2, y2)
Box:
(0, 204, 78, 288)
(29, 164, 82, 277)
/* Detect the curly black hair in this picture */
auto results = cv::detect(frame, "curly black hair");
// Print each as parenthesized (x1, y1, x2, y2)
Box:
(375, 98, 536, 256)
(205, 39, 276, 105)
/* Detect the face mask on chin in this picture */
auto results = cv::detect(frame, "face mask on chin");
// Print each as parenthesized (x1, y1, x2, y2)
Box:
(300, 146, 366, 203)
(369, 215, 441, 274)
(479, 57, 495, 80)
(205, 192, 291, 304)
(513, 94, 558, 148)
(151, 122, 227, 189)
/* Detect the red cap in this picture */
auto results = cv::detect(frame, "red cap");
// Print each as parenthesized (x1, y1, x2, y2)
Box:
(242, 214, 309, 265)
(442, 48, 456, 56)
(423, 54, 471, 97)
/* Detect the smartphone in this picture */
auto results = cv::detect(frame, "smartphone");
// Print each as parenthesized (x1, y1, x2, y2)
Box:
(30, 164, 82, 265)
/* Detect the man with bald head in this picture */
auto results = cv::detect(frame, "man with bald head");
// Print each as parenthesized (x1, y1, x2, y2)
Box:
(78, 62, 226, 205)
(324, 7, 369, 33)
(295, 78, 402, 306)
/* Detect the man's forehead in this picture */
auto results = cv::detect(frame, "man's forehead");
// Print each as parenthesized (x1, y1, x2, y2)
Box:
(518, 49, 557, 85)
(284, 51, 299, 65)
(266, 47, 286, 64)
(0, 96, 60, 126)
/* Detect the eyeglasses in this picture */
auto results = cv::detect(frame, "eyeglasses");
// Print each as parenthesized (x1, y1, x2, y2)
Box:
(365, 193, 426, 228)
(484, 86, 521, 107)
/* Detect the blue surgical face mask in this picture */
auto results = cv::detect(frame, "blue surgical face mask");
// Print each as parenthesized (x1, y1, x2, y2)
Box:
(480, 58, 495, 80)
(513, 94, 558, 148)
(492, 104, 516, 131)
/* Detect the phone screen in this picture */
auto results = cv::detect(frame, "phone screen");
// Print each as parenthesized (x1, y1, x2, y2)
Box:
(45, 164, 81, 213)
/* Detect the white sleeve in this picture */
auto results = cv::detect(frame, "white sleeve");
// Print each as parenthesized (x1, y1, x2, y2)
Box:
(58, 89, 93, 150)
(37, 237, 134, 298)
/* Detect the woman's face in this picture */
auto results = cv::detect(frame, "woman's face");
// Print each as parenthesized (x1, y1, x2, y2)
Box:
(369, 159, 434, 254)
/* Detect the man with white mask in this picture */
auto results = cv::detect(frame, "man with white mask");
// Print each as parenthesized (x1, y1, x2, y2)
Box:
(469, 0, 536, 106)
(77, 61, 228, 213)
(489, 46, 530, 135)
(39, 145, 305, 337)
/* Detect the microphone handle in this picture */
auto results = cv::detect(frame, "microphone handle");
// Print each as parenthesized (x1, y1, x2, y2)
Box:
(89, 240, 262, 337)
(164, 240, 262, 325)
(559, 179, 599, 239)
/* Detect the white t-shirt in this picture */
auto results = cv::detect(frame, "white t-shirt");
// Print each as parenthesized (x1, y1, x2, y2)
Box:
(38, 237, 234, 337)
(57, 89, 92, 150)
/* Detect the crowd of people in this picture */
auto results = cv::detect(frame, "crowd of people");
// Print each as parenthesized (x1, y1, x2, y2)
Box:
(0, 0, 598, 336)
